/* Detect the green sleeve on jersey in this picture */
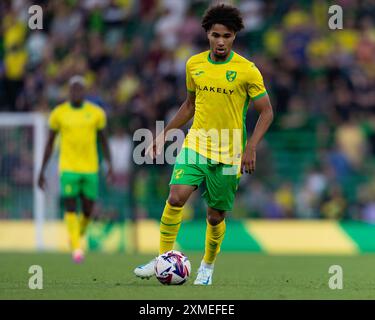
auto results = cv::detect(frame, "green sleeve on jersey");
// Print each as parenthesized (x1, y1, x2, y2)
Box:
(185, 59, 196, 93)
(252, 91, 268, 101)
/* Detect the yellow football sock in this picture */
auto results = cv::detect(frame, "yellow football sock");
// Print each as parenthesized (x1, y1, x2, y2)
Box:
(203, 219, 226, 265)
(159, 201, 183, 254)
(64, 212, 81, 250)
(79, 214, 90, 236)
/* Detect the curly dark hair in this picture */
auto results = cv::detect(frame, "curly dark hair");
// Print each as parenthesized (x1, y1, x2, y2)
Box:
(201, 3, 244, 33)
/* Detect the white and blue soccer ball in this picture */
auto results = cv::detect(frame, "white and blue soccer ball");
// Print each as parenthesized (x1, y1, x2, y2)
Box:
(155, 250, 191, 285)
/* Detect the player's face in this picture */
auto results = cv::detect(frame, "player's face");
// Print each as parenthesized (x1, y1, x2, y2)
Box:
(207, 24, 236, 60)
(69, 83, 85, 105)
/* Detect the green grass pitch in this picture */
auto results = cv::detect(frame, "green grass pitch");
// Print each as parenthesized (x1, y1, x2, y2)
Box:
(1, 252, 375, 299)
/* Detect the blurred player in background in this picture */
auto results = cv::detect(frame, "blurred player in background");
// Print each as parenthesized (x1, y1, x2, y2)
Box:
(134, 4, 273, 284)
(38, 75, 113, 263)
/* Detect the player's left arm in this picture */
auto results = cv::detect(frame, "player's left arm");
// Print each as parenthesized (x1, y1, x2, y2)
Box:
(97, 129, 114, 182)
(241, 94, 274, 174)
(96, 107, 114, 182)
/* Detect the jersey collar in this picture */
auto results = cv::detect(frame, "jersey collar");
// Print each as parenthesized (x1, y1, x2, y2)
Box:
(207, 50, 234, 65)
(69, 101, 85, 110)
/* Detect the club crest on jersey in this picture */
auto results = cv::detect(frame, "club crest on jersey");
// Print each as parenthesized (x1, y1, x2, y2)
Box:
(226, 70, 237, 82)
(174, 169, 184, 179)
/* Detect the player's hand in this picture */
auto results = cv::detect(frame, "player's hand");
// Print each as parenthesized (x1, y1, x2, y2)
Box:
(38, 173, 46, 190)
(146, 134, 165, 160)
(241, 145, 256, 174)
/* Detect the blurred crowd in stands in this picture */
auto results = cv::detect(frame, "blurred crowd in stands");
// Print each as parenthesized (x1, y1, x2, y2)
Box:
(1, 0, 375, 221)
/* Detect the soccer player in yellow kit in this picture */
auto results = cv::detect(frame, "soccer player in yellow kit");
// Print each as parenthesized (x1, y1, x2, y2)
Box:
(38, 76, 113, 263)
(134, 4, 273, 284)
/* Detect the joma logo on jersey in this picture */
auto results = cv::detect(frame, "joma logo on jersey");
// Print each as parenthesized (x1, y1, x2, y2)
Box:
(196, 85, 234, 95)
(195, 71, 204, 76)
(226, 71, 237, 82)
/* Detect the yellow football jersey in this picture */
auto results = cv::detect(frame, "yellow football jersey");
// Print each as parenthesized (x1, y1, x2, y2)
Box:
(184, 50, 267, 165)
(49, 100, 106, 173)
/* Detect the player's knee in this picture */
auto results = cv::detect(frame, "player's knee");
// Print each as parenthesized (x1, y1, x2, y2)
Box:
(167, 193, 185, 207)
(82, 210, 92, 218)
(82, 200, 94, 217)
(64, 198, 77, 212)
(207, 213, 224, 226)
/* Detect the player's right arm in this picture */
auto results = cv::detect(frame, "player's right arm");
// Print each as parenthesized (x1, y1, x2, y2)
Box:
(38, 130, 57, 190)
(147, 58, 196, 159)
(147, 91, 196, 159)
(164, 91, 196, 133)
(38, 107, 60, 190)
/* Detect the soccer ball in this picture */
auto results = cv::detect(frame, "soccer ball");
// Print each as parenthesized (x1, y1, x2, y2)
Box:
(155, 250, 191, 285)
